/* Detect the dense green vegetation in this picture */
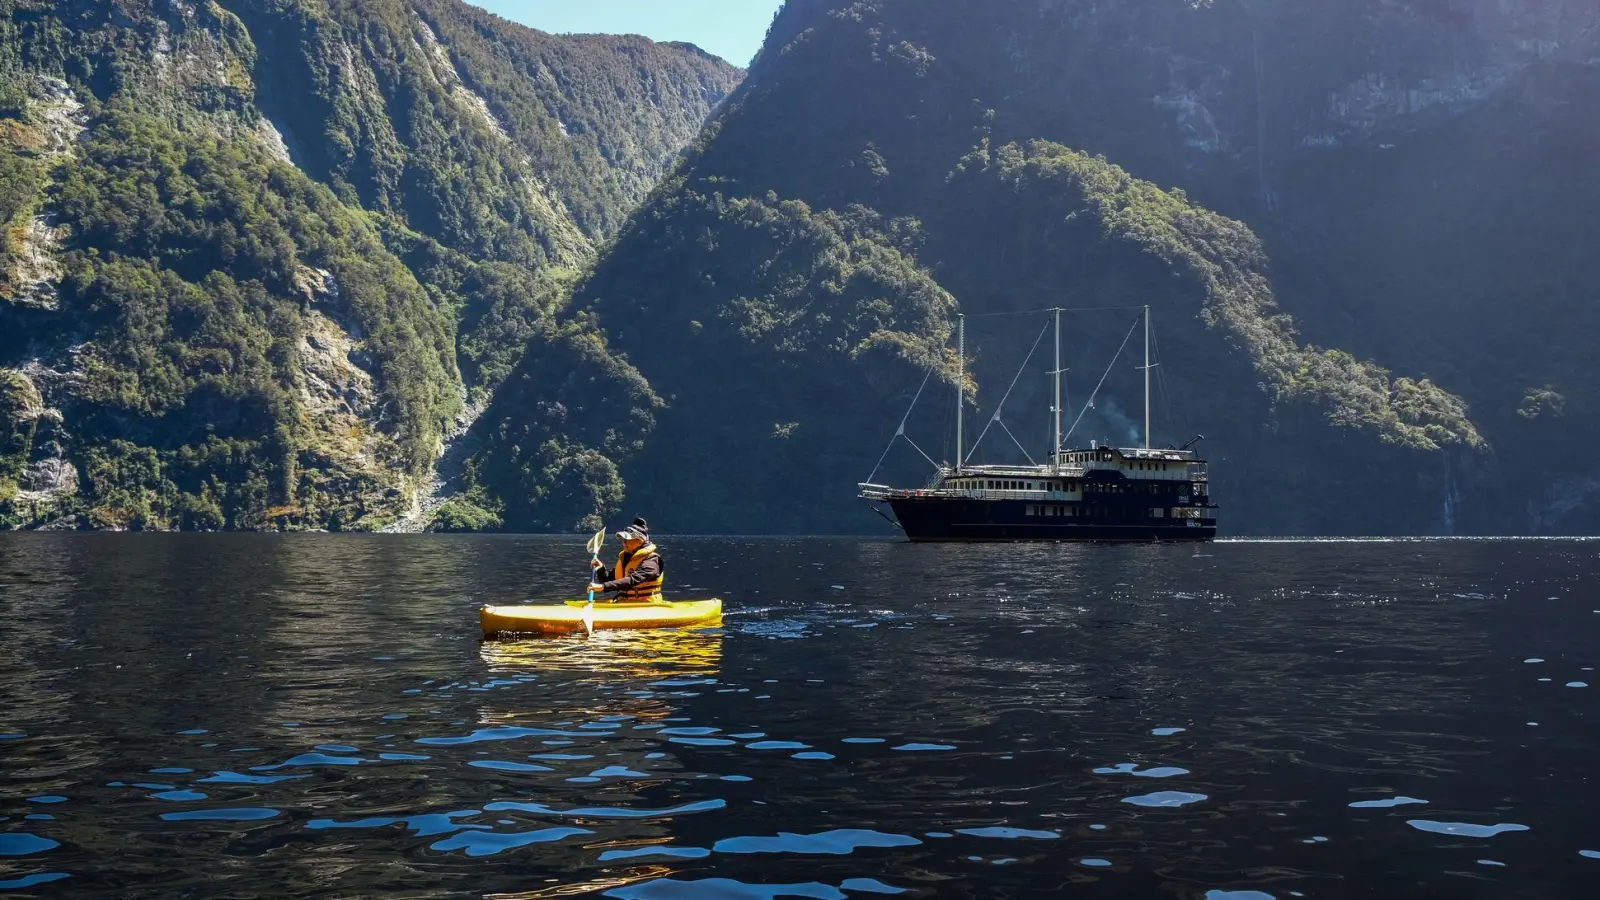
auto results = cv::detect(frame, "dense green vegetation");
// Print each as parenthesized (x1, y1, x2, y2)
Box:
(474, 187, 957, 533)
(409, 0, 744, 240)
(13, 105, 458, 529)
(958, 140, 1481, 453)
(0, 0, 740, 530)
(0, 123, 42, 298)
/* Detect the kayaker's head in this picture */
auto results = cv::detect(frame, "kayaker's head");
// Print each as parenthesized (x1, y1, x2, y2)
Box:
(616, 517, 650, 550)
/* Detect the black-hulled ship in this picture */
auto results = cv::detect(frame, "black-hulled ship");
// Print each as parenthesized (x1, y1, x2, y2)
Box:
(860, 307, 1218, 542)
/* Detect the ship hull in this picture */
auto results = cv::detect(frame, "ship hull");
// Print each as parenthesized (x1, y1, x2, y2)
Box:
(887, 497, 1217, 543)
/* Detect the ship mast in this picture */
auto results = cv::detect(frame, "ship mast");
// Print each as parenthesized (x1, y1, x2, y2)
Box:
(1143, 305, 1151, 451)
(1052, 307, 1062, 467)
(955, 313, 965, 474)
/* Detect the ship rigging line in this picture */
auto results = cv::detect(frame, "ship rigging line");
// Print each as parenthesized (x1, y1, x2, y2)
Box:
(1062, 314, 1143, 446)
(864, 365, 937, 485)
(1150, 323, 1183, 443)
(964, 317, 1051, 466)
(964, 305, 1149, 319)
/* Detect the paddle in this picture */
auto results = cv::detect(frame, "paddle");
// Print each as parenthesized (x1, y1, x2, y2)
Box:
(582, 529, 604, 635)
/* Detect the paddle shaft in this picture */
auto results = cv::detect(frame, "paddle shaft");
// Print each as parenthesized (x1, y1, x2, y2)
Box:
(583, 530, 604, 635)
(586, 545, 601, 602)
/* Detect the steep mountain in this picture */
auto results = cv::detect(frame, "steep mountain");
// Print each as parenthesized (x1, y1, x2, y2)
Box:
(472, 0, 1597, 536)
(0, 0, 740, 530)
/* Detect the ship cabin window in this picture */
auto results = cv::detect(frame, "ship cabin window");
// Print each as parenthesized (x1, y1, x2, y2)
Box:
(1150, 508, 1165, 518)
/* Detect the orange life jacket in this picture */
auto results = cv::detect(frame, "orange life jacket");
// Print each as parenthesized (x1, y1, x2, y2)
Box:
(613, 543, 663, 603)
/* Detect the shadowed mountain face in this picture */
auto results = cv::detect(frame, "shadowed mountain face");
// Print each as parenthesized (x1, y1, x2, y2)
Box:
(0, 0, 741, 531)
(475, 0, 1598, 536)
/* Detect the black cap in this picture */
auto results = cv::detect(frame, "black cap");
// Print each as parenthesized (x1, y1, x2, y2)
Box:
(616, 517, 649, 541)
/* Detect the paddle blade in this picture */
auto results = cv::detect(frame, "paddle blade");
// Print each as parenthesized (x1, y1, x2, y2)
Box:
(586, 530, 604, 556)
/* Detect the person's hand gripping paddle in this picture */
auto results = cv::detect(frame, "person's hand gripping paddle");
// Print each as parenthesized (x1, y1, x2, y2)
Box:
(582, 530, 604, 635)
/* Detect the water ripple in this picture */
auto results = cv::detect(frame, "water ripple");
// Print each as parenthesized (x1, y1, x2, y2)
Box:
(429, 826, 592, 857)
(598, 845, 712, 862)
(0, 873, 70, 890)
(416, 726, 591, 745)
(159, 808, 281, 822)
(607, 878, 868, 899)
(1348, 796, 1427, 808)
(251, 752, 365, 770)
(1122, 791, 1208, 808)
(955, 827, 1060, 840)
(0, 834, 58, 856)
(468, 760, 554, 773)
(1094, 763, 1191, 778)
(712, 829, 921, 855)
(482, 799, 726, 819)
(1407, 821, 1530, 838)
(307, 811, 482, 837)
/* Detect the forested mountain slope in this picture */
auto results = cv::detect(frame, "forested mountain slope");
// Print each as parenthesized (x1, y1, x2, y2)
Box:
(8, 0, 1594, 536)
(0, 0, 740, 530)
(472, 0, 1597, 536)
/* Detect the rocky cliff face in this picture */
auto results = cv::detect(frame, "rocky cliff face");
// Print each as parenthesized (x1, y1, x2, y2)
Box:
(0, 0, 741, 530)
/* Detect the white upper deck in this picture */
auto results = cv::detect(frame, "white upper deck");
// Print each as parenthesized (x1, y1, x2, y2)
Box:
(859, 445, 1209, 500)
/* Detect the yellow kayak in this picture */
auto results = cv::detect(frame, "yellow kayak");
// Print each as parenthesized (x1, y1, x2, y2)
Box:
(479, 599, 723, 636)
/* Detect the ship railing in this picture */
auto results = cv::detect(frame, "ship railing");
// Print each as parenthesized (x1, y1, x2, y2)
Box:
(949, 489, 1063, 500)
(861, 485, 1069, 502)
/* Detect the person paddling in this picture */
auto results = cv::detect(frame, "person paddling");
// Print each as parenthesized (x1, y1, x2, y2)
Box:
(588, 518, 664, 603)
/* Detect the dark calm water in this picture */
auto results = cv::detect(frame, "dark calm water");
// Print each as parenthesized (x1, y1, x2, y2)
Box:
(2, 536, 1598, 898)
